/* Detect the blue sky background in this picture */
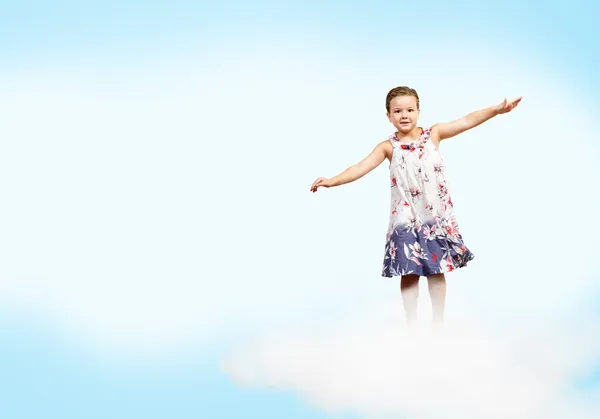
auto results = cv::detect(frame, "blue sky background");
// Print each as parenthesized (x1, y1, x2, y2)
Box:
(2, 0, 598, 80)
(1, 1, 599, 418)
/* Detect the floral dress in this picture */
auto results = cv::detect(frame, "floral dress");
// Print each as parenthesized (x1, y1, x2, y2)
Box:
(382, 127, 474, 277)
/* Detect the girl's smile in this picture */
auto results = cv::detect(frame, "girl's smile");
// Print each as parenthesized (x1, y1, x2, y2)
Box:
(387, 95, 420, 135)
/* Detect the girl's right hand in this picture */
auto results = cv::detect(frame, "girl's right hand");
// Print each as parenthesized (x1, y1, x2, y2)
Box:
(310, 177, 332, 193)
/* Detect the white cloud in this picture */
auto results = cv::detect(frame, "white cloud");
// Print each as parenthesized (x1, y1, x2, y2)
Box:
(222, 296, 600, 419)
(0, 36, 598, 360)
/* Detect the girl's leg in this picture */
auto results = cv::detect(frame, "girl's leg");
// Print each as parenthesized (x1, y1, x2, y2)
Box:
(400, 274, 420, 327)
(427, 273, 446, 324)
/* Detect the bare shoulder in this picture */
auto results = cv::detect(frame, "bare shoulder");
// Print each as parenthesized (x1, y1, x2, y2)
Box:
(376, 138, 393, 161)
(429, 125, 441, 148)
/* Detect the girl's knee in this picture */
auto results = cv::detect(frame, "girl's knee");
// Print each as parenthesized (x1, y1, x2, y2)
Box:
(401, 274, 420, 290)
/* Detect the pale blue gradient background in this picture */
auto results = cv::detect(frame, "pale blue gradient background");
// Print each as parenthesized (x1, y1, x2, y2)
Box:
(1, 1, 599, 418)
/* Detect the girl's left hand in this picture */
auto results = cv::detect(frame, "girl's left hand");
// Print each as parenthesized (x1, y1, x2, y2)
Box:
(496, 96, 523, 114)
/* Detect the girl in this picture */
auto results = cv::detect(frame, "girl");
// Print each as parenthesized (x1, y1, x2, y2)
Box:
(310, 86, 522, 326)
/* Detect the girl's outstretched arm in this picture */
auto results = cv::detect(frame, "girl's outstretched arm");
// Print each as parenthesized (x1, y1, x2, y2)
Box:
(310, 141, 390, 193)
(431, 96, 522, 145)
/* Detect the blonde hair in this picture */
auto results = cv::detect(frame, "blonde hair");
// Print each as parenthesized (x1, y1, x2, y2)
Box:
(386, 86, 420, 112)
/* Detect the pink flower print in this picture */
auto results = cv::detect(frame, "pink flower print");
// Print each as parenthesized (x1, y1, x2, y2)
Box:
(411, 220, 423, 237)
(450, 219, 460, 234)
(452, 244, 466, 255)
(423, 225, 437, 240)
(409, 187, 422, 203)
(410, 257, 423, 266)
(402, 241, 425, 265)
(443, 220, 460, 239)
(444, 224, 458, 239)
(443, 256, 455, 272)
(432, 253, 439, 262)
(437, 183, 448, 197)
(389, 241, 397, 259)
(425, 202, 433, 211)
(433, 163, 444, 176)
(391, 177, 397, 187)
(448, 196, 454, 207)
(405, 217, 417, 232)
(402, 200, 410, 207)
(409, 242, 426, 259)
(408, 217, 417, 228)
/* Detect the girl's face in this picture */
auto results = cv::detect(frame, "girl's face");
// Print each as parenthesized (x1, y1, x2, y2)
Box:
(387, 95, 420, 133)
